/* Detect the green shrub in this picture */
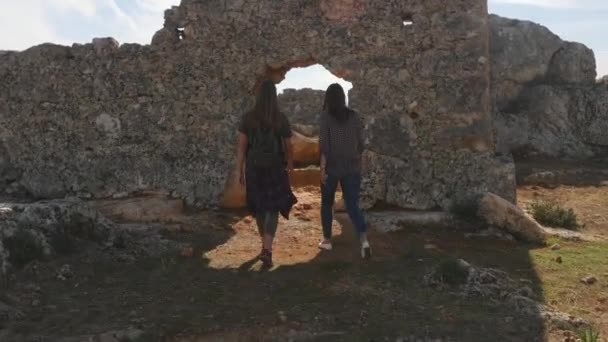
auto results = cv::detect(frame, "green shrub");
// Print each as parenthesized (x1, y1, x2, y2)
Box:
(577, 327, 600, 342)
(529, 201, 581, 230)
(4, 229, 44, 267)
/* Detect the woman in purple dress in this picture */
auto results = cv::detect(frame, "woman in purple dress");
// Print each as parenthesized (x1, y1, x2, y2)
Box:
(235, 80, 297, 268)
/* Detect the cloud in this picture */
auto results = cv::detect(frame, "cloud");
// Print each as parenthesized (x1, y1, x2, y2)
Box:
(53, 0, 98, 17)
(0, 1, 66, 51)
(0, 0, 179, 51)
(135, 0, 180, 12)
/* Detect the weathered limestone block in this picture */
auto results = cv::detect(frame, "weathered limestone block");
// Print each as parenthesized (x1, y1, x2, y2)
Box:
(92, 37, 119, 56)
(91, 196, 184, 223)
(477, 192, 546, 243)
(490, 15, 608, 159)
(489, 14, 563, 110)
(292, 132, 319, 166)
(547, 42, 597, 84)
(496, 84, 608, 158)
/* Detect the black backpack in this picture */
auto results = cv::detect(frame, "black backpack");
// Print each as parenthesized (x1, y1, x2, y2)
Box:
(247, 126, 283, 169)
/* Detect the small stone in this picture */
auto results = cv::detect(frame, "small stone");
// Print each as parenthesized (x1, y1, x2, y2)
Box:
(31, 299, 40, 307)
(550, 244, 561, 250)
(407, 101, 418, 112)
(298, 203, 313, 210)
(555, 256, 563, 263)
(117, 328, 144, 341)
(112, 192, 129, 199)
(518, 286, 534, 298)
(456, 259, 472, 271)
(278, 310, 287, 323)
(97, 332, 119, 342)
(180, 245, 194, 258)
(57, 264, 73, 280)
(580, 276, 597, 285)
(424, 244, 437, 250)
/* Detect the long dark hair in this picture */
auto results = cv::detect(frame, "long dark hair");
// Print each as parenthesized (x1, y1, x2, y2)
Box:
(244, 79, 281, 131)
(323, 83, 352, 123)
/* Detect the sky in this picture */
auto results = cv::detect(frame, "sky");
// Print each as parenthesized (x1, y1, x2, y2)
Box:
(0, 0, 606, 93)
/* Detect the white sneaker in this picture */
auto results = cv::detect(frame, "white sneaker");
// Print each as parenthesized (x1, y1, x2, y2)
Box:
(361, 240, 372, 259)
(318, 240, 333, 251)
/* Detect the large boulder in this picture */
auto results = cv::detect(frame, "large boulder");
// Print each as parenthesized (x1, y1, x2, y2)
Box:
(490, 14, 563, 110)
(547, 42, 597, 84)
(0, 198, 129, 275)
(490, 15, 608, 159)
(477, 192, 546, 243)
(496, 84, 608, 159)
(291, 131, 319, 166)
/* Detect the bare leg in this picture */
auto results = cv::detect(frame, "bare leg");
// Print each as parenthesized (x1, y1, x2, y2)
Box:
(262, 212, 279, 252)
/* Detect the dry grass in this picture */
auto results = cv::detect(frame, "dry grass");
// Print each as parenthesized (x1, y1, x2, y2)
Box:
(519, 185, 608, 238)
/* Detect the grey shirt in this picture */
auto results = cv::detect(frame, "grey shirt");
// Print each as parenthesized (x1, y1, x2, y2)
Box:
(319, 110, 364, 177)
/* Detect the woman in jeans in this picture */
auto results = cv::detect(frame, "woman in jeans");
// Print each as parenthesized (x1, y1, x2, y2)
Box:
(235, 80, 297, 268)
(318, 83, 371, 259)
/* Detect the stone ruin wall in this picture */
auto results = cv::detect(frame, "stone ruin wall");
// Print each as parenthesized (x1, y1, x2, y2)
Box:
(0, 0, 515, 210)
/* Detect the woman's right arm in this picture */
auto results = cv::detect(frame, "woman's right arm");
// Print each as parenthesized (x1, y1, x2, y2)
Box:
(236, 132, 247, 185)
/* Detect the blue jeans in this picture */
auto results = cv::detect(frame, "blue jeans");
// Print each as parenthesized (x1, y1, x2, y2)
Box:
(321, 173, 367, 239)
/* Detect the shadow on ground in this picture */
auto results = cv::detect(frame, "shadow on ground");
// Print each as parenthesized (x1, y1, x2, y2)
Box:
(1, 194, 551, 342)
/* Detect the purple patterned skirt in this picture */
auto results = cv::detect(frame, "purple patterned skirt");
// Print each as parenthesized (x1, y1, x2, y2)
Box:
(245, 163, 297, 219)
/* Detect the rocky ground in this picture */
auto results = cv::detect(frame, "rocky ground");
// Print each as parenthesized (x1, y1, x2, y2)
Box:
(0, 167, 607, 342)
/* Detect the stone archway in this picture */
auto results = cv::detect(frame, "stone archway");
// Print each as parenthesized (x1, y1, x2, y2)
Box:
(1, 0, 514, 210)
(221, 61, 350, 209)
